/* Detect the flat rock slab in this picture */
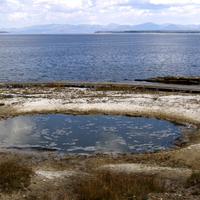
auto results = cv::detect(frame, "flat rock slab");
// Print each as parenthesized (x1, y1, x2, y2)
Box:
(101, 164, 192, 182)
(36, 170, 77, 180)
(135, 75, 200, 85)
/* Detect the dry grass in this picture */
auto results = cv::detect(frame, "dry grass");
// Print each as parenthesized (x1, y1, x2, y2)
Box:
(0, 94, 14, 99)
(0, 161, 33, 193)
(93, 85, 132, 92)
(46, 83, 62, 88)
(27, 192, 57, 200)
(187, 170, 200, 184)
(73, 171, 165, 200)
(93, 86, 163, 95)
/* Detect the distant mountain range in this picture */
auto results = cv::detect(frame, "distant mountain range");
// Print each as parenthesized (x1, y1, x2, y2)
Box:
(1, 22, 200, 34)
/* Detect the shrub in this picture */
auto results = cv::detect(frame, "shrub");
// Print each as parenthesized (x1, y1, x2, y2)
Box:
(73, 171, 165, 200)
(0, 161, 33, 193)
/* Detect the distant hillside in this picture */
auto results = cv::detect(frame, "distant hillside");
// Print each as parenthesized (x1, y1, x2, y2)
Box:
(0, 31, 8, 33)
(1, 23, 200, 34)
(95, 30, 200, 34)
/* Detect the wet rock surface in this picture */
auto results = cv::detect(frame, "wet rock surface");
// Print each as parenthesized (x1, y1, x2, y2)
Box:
(135, 75, 200, 85)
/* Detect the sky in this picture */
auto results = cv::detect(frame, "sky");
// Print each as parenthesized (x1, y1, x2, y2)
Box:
(0, 0, 200, 28)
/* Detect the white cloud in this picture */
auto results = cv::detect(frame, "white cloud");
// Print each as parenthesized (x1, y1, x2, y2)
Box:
(150, 0, 200, 4)
(49, 0, 83, 9)
(0, 0, 200, 28)
(35, 0, 93, 9)
(8, 12, 28, 21)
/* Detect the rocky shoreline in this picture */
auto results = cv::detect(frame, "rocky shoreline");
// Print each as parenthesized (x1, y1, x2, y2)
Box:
(135, 75, 200, 85)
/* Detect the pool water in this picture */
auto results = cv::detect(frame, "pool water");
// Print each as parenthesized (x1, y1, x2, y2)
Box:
(0, 114, 183, 153)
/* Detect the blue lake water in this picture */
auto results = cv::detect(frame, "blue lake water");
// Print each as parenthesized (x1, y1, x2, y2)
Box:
(0, 34, 200, 82)
(0, 114, 183, 153)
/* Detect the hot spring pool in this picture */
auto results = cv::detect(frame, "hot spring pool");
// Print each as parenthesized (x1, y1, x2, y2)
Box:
(0, 114, 184, 153)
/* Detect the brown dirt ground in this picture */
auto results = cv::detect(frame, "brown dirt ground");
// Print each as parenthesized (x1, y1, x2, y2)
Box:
(1, 86, 200, 199)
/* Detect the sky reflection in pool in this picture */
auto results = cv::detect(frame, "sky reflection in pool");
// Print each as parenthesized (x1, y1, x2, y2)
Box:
(0, 114, 183, 153)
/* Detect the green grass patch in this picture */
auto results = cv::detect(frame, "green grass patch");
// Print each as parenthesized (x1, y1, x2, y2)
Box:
(73, 171, 165, 200)
(0, 161, 33, 193)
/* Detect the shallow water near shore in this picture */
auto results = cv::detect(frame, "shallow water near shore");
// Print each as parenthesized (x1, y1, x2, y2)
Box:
(0, 114, 184, 153)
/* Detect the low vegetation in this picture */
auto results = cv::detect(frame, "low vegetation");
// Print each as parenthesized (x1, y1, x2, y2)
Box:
(93, 86, 162, 94)
(0, 94, 13, 99)
(0, 161, 33, 193)
(73, 171, 165, 200)
(94, 85, 132, 92)
(187, 170, 200, 185)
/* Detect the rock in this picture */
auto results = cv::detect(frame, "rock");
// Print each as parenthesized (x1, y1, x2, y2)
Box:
(135, 75, 200, 85)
